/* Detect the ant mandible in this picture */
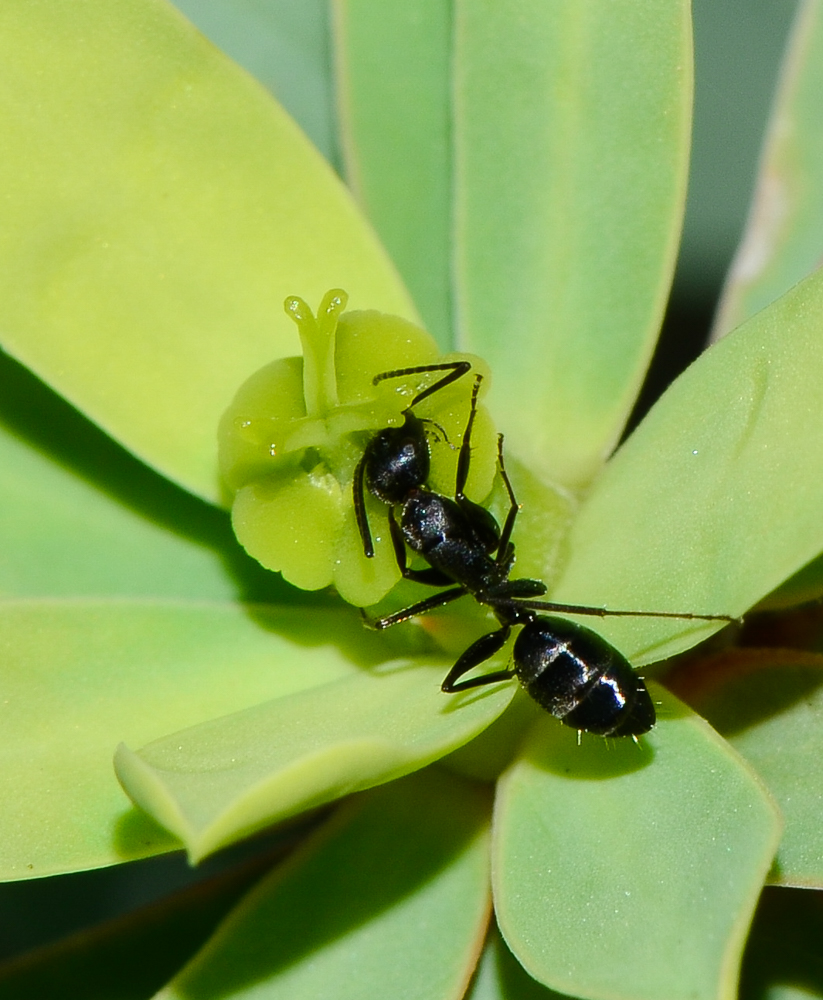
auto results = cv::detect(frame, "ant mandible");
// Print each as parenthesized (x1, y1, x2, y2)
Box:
(356, 363, 733, 737)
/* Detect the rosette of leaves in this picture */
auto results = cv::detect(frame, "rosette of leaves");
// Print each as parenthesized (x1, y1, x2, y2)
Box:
(3, 3, 823, 1000)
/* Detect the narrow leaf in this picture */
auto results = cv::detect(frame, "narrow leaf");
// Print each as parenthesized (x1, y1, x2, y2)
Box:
(0, 0, 414, 503)
(454, 1, 692, 489)
(335, 2, 692, 488)
(115, 662, 513, 861)
(714, 0, 823, 338)
(335, 0, 452, 345)
(0, 853, 273, 1000)
(494, 686, 782, 1000)
(467, 929, 565, 1000)
(740, 885, 823, 1000)
(155, 770, 491, 1000)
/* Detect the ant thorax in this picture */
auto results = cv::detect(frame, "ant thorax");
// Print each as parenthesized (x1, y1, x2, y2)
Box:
(400, 490, 510, 593)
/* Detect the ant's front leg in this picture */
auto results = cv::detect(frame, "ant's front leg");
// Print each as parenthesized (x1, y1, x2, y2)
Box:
(441, 625, 514, 692)
(352, 452, 375, 558)
(454, 374, 483, 502)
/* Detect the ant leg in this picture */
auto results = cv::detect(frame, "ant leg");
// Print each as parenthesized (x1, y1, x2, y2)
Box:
(361, 586, 469, 630)
(455, 374, 484, 501)
(373, 361, 472, 407)
(483, 579, 547, 603)
(388, 511, 453, 587)
(511, 599, 736, 624)
(494, 434, 519, 563)
(352, 452, 374, 558)
(441, 625, 514, 692)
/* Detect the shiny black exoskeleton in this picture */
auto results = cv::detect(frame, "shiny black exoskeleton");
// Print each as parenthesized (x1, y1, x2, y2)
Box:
(440, 602, 657, 737)
(357, 368, 548, 610)
(358, 362, 732, 737)
(353, 360, 472, 560)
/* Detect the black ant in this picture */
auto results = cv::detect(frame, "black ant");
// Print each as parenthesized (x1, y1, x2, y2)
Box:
(357, 364, 733, 737)
(354, 364, 545, 601)
(353, 359, 474, 560)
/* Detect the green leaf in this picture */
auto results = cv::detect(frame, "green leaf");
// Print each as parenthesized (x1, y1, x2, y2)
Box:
(0, 0, 414, 504)
(175, 0, 340, 168)
(335, 0, 452, 345)
(673, 648, 823, 888)
(338, 0, 691, 485)
(714, 0, 823, 338)
(454, 1, 691, 489)
(0, 600, 371, 879)
(0, 349, 292, 602)
(336, 2, 692, 490)
(155, 769, 491, 1000)
(552, 267, 823, 666)
(493, 685, 781, 1000)
(115, 661, 512, 861)
(0, 853, 273, 1000)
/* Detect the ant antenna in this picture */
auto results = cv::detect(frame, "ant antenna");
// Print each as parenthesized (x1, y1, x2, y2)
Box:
(373, 361, 472, 407)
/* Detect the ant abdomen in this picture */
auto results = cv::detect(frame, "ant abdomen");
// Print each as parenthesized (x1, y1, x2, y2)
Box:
(513, 616, 656, 737)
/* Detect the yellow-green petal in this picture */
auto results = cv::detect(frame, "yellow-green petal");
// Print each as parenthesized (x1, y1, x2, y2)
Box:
(219, 295, 498, 603)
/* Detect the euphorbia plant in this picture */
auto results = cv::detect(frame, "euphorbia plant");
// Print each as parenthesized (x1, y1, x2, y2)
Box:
(2, 2, 823, 999)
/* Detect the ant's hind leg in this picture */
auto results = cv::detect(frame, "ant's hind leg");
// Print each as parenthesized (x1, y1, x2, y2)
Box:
(441, 625, 514, 692)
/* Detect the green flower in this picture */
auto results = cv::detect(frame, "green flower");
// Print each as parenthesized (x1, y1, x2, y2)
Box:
(3, 4, 823, 1000)
(218, 289, 495, 604)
